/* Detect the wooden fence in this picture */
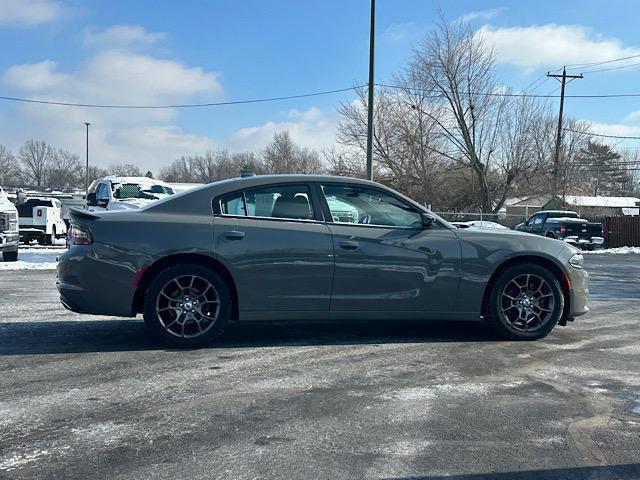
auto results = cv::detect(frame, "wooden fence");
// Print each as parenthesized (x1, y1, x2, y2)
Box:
(603, 216, 640, 248)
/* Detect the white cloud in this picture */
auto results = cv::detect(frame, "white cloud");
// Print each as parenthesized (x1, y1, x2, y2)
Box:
(457, 8, 505, 23)
(83, 25, 166, 49)
(2, 49, 223, 171)
(588, 122, 640, 138)
(382, 22, 426, 44)
(477, 24, 640, 70)
(3, 60, 70, 90)
(625, 111, 640, 121)
(228, 107, 338, 152)
(0, 0, 62, 26)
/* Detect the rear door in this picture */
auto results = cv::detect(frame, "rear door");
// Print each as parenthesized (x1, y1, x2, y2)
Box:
(318, 183, 460, 313)
(213, 183, 334, 313)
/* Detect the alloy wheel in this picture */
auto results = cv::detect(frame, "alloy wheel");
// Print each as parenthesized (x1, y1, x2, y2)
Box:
(155, 275, 220, 338)
(499, 274, 556, 332)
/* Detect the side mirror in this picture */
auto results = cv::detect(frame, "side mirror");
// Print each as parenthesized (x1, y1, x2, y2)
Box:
(421, 213, 435, 229)
(96, 197, 109, 208)
(86, 193, 97, 206)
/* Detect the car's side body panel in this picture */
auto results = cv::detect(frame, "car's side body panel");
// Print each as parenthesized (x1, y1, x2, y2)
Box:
(213, 215, 335, 311)
(326, 223, 461, 312)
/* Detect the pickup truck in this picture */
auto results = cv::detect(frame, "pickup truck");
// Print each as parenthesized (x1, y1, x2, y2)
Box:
(0, 187, 19, 261)
(86, 176, 175, 212)
(515, 210, 604, 250)
(16, 197, 67, 245)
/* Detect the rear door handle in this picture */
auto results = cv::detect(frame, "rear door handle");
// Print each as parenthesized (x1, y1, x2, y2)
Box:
(223, 230, 245, 240)
(339, 240, 359, 250)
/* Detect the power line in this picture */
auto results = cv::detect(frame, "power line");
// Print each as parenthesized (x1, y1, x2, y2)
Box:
(563, 127, 640, 140)
(565, 54, 640, 69)
(0, 85, 366, 109)
(582, 60, 640, 74)
(6, 83, 640, 110)
(375, 83, 640, 99)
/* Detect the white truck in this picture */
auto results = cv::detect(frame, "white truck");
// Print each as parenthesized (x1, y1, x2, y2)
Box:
(17, 196, 67, 245)
(86, 176, 175, 212)
(0, 187, 19, 261)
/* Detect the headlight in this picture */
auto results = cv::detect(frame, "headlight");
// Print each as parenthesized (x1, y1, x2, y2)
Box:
(569, 253, 584, 269)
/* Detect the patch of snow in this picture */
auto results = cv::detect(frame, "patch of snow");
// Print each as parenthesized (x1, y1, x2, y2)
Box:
(0, 248, 60, 270)
(583, 246, 640, 255)
(0, 449, 51, 472)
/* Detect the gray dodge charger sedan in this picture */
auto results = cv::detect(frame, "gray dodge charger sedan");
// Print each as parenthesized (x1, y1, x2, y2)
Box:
(58, 175, 589, 348)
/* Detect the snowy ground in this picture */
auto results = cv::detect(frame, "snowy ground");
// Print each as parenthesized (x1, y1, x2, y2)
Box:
(0, 246, 63, 270)
(583, 246, 640, 255)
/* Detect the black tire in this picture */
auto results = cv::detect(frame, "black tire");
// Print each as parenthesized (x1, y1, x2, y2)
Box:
(143, 264, 231, 348)
(2, 250, 18, 262)
(545, 232, 556, 239)
(487, 263, 564, 341)
(43, 226, 55, 246)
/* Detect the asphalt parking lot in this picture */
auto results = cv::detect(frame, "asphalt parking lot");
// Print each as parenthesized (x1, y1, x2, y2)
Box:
(1, 255, 639, 480)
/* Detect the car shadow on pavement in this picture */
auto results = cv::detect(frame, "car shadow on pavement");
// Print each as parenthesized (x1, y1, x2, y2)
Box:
(0, 318, 499, 355)
(389, 463, 640, 480)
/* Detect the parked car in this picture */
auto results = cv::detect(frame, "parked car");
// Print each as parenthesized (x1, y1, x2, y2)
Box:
(515, 210, 604, 250)
(58, 175, 589, 348)
(86, 176, 175, 212)
(0, 187, 19, 261)
(16, 196, 67, 245)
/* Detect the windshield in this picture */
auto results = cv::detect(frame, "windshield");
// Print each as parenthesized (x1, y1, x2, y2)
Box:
(113, 183, 174, 200)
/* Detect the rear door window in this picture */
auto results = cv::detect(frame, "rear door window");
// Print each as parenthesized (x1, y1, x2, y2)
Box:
(219, 184, 315, 221)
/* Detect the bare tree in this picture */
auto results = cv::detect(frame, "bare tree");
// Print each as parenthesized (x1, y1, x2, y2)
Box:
(263, 131, 323, 174)
(109, 163, 143, 177)
(87, 165, 109, 183)
(0, 145, 22, 186)
(18, 140, 54, 187)
(48, 149, 83, 189)
(159, 156, 201, 183)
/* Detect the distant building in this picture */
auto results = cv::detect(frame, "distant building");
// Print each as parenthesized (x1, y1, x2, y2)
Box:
(543, 195, 640, 217)
(504, 195, 551, 217)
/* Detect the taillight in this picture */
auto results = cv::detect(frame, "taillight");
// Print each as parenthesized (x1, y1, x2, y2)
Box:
(68, 225, 93, 245)
(560, 226, 567, 234)
(37, 209, 42, 217)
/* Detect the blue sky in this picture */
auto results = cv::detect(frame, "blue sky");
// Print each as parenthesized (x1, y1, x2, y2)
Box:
(2, 0, 640, 171)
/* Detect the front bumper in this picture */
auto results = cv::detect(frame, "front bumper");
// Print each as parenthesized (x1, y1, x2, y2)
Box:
(0, 232, 19, 251)
(566, 264, 589, 317)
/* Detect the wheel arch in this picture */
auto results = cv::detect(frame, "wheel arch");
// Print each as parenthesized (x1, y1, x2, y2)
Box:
(481, 255, 571, 321)
(132, 253, 238, 320)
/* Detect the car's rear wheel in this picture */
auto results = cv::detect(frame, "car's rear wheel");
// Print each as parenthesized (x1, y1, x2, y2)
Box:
(487, 263, 564, 340)
(143, 264, 231, 348)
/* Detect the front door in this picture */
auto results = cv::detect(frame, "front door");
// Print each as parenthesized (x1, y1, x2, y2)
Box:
(319, 183, 461, 313)
(213, 183, 334, 313)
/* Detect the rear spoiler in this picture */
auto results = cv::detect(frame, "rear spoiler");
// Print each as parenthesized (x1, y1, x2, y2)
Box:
(68, 207, 100, 221)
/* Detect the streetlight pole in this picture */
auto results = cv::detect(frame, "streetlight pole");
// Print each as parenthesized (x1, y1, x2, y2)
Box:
(84, 122, 90, 200)
(365, 0, 375, 181)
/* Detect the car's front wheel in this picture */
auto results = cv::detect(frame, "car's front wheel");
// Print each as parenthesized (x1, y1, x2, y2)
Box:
(487, 263, 564, 340)
(143, 264, 231, 348)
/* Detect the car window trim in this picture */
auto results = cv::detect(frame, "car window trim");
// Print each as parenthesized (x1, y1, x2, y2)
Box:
(317, 182, 426, 230)
(213, 181, 326, 223)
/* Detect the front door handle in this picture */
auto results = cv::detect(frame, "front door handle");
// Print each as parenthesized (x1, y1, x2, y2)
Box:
(339, 240, 359, 250)
(223, 230, 245, 240)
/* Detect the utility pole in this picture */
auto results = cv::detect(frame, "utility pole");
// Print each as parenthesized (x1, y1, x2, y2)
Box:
(84, 122, 91, 199)
(365, 0, 375, 181)
(547, 67, 582, 197)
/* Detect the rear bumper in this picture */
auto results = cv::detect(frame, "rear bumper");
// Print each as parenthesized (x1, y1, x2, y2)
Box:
(563, 236, 604, 250)
(57, 243, 152, 317)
